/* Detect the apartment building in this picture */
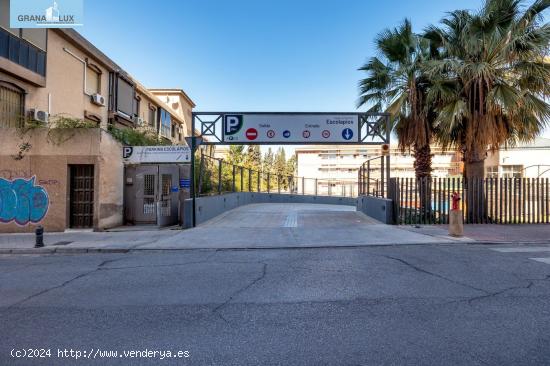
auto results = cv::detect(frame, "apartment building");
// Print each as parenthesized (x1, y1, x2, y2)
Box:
(486, 137, 550, 178)
(295, 139, 550, 196)
(0, 0, 194, 232)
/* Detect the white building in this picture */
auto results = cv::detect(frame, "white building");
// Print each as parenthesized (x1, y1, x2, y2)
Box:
(486, 137, 550, 178)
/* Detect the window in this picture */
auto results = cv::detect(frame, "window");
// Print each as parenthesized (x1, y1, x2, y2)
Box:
(115, 76, 134, 118)
(85, 63, 101, 95)
(159, 108, 171, 138)
(501, 165, 523, 178)
(0, 28, 47, 76)
(148, 106, 156, 129)
(0, 81, 25, 128)
(171, 123, 176, 138)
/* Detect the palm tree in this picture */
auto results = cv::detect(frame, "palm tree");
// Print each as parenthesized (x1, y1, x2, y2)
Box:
(358, 19, 437, 179)
(424, 0, 550, 179)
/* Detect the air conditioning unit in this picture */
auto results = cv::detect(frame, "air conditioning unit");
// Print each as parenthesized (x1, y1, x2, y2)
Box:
(91, 93, 105, 106)
(134, 117, 146, 126)
(30, 109, 49, 123)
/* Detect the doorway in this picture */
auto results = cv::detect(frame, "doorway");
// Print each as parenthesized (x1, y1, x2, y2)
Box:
(126, 164, 180, 226)
(69, 164, 95, 228)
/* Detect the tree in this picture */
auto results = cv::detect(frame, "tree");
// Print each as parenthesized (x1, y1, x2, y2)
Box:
(244, 145, 262, 171)
(274, 147, 288, 189)
(262, 148, 275, 190)
(424, 0, 550, 179)
(358, 19, 437, 179)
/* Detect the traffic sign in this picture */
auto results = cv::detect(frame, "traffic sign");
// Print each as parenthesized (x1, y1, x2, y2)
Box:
(220, 113, 359, 143)
(342, 128, 353, 141)
(245, 128, 258, 140)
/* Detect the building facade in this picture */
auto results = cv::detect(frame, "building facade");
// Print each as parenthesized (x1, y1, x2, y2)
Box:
(485, 137, 550, 178)
(0, 0, 194, 232)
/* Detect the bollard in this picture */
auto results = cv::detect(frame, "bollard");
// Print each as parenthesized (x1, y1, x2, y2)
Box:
(448, 192, 463, 237)
(35, 225, 44, 248)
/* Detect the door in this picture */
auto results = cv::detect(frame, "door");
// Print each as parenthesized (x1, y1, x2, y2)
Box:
(69, 165, 95, 228)
(134, 166, 158, 224)
(157, 165, 179, 226)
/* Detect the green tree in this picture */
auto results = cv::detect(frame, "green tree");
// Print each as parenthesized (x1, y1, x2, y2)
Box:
(244, 145, 262, 171)
(358, 19, 437, 179)
(424, 0, 550, 179)
(274, 147, 289, 189)
(262, 148, 275, 190)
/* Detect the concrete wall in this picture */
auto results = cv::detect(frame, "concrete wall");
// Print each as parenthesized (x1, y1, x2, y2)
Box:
(0, 128, 123, 232)
(356, 196, 394, 224)
(182, 192, 357, 228)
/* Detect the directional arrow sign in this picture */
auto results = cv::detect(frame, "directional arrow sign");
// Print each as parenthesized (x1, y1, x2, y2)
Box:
(342, 128, 354, 141)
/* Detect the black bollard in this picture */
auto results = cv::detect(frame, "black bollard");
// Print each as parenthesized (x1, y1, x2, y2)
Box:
(35, 225, 44, 248)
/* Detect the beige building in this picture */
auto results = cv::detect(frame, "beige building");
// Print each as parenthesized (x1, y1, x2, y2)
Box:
(0, 0, 195, 232)
(295, 144, 461, 196)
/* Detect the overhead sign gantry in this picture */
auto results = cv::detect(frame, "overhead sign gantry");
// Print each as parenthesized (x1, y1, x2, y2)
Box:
(192, 112, 390, 145)
(188, 112, 391, 227)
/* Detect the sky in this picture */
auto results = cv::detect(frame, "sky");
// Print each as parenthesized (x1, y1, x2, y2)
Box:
(79, 0, 550, 148)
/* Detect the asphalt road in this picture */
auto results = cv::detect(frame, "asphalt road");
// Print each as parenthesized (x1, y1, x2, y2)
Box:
(2, 243, 550, 366)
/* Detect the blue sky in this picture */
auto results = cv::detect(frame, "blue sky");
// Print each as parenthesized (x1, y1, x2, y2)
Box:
(80, 0, 550, 140)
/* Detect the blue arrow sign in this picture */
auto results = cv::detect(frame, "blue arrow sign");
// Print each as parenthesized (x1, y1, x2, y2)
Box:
(342, 128, 354, 141)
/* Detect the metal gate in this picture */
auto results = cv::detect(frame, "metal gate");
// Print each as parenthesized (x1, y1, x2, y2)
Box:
(129, 165, 179, 226)
(69, 165, 95, 228)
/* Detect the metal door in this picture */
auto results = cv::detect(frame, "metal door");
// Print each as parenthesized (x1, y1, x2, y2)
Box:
(157, 165, 179, 226)
(134, 165, 158, 224)
(69, 165, 95, 228)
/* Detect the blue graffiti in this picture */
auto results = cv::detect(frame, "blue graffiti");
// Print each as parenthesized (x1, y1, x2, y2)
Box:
(0, 176, 49, 225)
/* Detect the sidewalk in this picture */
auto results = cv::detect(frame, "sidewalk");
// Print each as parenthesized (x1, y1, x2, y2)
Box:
(401, 224, 550, 244)
(0, 223, 548, 254)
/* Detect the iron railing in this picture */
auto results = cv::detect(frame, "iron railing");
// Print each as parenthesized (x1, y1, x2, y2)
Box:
(389, 177, 550, 225)
(358, 156, 386, 197)
(195, 153, 358, 197)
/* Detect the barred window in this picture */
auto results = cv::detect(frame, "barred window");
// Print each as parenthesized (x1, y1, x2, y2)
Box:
(0, 81, 25, 128)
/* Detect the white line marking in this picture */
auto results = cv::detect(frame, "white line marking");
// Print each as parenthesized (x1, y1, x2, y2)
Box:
(283, 211, 298, 228)
(530, 257, 550, 265)
(491, 247, 550, 253)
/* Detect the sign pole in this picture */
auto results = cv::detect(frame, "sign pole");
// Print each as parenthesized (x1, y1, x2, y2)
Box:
(385, 114, 391, 198)
(190, 114, 196, 228)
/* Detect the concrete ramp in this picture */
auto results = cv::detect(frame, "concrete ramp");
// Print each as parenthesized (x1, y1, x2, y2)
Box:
(145, 203, 463, 250)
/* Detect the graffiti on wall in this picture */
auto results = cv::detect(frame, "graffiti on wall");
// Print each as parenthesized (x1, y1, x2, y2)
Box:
(0, 176, 49, 225)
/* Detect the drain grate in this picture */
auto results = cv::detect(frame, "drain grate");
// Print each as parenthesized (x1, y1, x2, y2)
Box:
(52, 241, 73, 246)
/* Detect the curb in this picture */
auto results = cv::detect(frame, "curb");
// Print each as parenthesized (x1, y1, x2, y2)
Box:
(0, 247, 130, 254)
(1, 240, 550, 254)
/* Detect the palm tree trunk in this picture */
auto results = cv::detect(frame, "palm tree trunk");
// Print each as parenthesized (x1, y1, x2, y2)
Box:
(414, 144, 432, 222)
(463, 148, 486, 223)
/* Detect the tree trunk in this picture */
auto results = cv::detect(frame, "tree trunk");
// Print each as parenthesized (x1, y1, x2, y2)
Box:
(414, 145, 432, 223)
(463, 148, 486, 223)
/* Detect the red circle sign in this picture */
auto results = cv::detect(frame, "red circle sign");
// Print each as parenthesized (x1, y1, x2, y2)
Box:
(322, 130, 330, 138)
(246, 128, 258, 140)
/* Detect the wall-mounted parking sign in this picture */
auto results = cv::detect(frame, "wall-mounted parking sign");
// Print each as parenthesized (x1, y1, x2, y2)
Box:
(222, 113, 359, 144)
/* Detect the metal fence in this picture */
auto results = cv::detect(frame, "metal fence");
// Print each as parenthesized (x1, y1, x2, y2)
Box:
(358, 156, 388, 197)
(196, 153, 357, 197)
(389, 177, 550, 225)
